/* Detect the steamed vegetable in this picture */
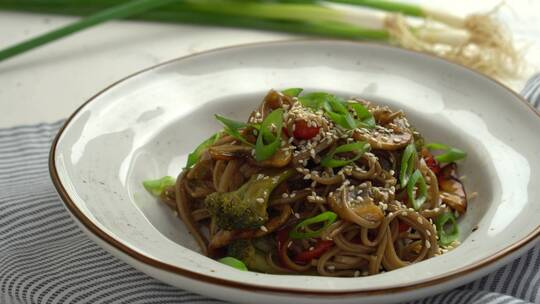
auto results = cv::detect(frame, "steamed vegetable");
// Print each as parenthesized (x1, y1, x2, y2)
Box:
(227, 239, 274, 273)
(204, 169, 292, 230)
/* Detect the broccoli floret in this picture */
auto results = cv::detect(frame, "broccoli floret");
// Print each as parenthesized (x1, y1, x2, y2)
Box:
(204, 170, 292, 230)
(227, 239, 274, 273)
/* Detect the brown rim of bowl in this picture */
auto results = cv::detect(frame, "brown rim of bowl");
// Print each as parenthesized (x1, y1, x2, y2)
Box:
(49, 39, 540, 296)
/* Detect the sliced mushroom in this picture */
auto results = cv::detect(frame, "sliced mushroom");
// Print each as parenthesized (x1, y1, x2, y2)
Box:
(328, 182, 385, 229)
(258, 146, 292, 168)
(353, 118, 412, 150)
(371, 107, 404, 125)
(254, 90, 294, 119)
(438, 163, 467, 214)
(418, 158, 440, 210)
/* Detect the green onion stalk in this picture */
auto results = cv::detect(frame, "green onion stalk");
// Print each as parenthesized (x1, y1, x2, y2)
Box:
(0, 0, 521, 79)
(325, 0, 522, 79)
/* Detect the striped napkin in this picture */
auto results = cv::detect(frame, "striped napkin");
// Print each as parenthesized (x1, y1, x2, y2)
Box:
(1, 75, 539, 304)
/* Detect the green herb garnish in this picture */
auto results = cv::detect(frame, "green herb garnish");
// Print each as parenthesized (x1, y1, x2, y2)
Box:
(426, 143, 467, 163)
(289, 211, 338, 239)
(406, 169, 427, 210)
(348, 102, 376, 129)
(218, 256, 248, 271)
(255, 109, 284, 161)
(435, 212, 460, 246)
(186, 132, 220, 168)
(399, 142, 417, 188)
(321, 141, 370, 168)
(215, 114, 253, 146)
(298, 92, 335, 110)
(323, 98, 357, 129)
(143, 176, 175, 196)
(282, 87, 303, 97)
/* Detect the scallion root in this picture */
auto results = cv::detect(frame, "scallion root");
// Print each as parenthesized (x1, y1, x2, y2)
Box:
(384, 12, 522, 80)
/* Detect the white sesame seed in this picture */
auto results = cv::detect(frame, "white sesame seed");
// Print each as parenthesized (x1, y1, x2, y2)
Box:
(417, 217, 423, 224)
(256, 198, 264, 203)
(282, 193, 289, 198)
(327, 265, 336, 271)
(294, 213, 300, 219)
(425, 240, 431, 248)
(260, 225, 268, 232)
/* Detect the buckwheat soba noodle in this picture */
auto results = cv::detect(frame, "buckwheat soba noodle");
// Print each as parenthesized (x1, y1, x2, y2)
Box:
(144, 89, 469, 277)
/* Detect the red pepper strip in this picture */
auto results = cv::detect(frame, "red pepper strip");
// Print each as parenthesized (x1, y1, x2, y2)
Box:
(293, 120, 320, 140)
(421, 148, 440, 175)
(398, 221, 410, 233)
(294, 240, 334, 263)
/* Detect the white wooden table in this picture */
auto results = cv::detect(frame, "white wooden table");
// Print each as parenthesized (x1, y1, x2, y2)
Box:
(1, 0, 539, 128)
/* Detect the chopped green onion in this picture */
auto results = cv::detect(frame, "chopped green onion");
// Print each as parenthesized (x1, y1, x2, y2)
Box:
(143, 176, 175, 196)
(289, 211, 338, 239)
(298, 92, 334, 110)
(426, 143, 467, 163)
(348, 102, 376, 129)
(400, 142, 417, 187)
(282, 87, 303, 97)
(255, 109, 284, 161)
(435, 212, 460, 246)
(214, 114, 253, 147)
(298, 92, 371, 129)
(321, 141, 370, 168)
(406, 169, 427, 210)
(218, 256, 248, 271)
(323, 98, 357, 129)
(185, 132, 220, 168)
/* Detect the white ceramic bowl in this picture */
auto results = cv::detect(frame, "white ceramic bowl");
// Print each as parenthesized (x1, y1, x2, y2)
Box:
(50, 40, 540, 304)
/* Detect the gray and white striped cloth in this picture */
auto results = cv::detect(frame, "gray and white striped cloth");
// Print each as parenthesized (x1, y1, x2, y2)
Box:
(1, 75, 540, 304)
